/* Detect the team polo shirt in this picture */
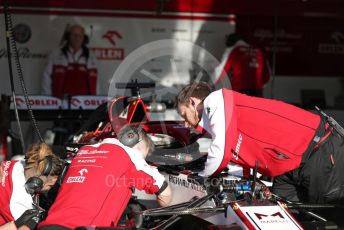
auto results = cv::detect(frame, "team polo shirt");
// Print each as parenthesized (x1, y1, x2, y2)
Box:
(0, 160, 33, 224)
(39, 138, 166, 228)
(197, 89, 320, 177)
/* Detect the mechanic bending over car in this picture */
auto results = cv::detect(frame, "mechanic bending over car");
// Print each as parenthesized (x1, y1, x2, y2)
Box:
(0, 143, 65, 230)
(176, 81, 344, 204)
(38, 124, 172, 230)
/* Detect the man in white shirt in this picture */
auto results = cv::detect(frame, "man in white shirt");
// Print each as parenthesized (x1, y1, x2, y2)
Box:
(41, 24, 98, 97)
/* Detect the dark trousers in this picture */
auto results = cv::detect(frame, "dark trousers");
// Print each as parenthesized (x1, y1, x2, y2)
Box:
(272, 131, 344, 204)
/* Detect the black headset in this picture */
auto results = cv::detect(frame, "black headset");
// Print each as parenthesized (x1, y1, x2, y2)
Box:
(63, 25, 89, 45)
(61, 25, 90, 60)
(118, 127, 141, 148)
(25, 156, 53, 195)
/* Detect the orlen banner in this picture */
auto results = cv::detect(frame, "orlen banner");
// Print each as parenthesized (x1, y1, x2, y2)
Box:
(0, 7, 235, 96)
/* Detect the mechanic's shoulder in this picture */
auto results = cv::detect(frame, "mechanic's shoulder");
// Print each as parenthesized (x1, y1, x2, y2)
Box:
(204, 89, 223, 105)
(46, 47, 66, 62)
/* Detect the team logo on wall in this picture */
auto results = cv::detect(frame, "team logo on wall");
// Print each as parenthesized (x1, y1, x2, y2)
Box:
(91, 30, 124, 60)
(0, 23, 46, 59)
(318, 31, 344, 54)
(13, 23, 32, 44)
(102, 31, 123, 46)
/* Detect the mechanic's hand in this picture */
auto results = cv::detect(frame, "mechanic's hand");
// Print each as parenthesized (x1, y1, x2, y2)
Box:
(187, 173, 206, 185)
(14, 209, 44, 230)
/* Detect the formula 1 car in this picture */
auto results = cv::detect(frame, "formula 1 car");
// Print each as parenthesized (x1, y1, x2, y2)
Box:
(59, 82, 341, 230)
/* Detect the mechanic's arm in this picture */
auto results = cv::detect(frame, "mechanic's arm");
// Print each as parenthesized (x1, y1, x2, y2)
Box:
(0, 222, 29, 230)
(127, 154, 172, 207)
(156, 182, 172, 207)
(0, 222, 17, 230)
(198, 90, 237, 177)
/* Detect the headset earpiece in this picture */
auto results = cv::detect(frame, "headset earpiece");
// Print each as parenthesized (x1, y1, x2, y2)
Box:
(42, 155, 53, 176)
(63, 26, 89, 45)
(63, 30, 70, 44)
(25, 177, 43, 195)
(83, 34, 89, 45)
(25, 156, 54, 195)
(119, 128, 140, 148)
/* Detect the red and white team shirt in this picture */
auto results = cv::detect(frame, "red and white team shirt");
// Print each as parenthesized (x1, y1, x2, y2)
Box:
(41, 47, 98, 97)
(39, 138, 167, 229)
(213, 40, 270, 91)
(0, 161, 33, 224)
(197, 89, 321, 177)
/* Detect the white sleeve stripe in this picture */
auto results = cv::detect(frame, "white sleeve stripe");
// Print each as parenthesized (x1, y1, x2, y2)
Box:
(10, 161, 33, 220)
(124, 146, 165, 189)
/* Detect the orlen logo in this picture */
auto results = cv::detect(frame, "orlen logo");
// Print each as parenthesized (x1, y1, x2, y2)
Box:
(91, 30, 124, 60)
(318, 31, 344, 54)
(15, 97, 25, 107)
(70, 97, 108, 109)
(66, 168, 88, 183)
(71, 98, 81, 108)
(14, 96, 61, 109)
(331, 32, 344, 44)
(102, 31, 123, 46)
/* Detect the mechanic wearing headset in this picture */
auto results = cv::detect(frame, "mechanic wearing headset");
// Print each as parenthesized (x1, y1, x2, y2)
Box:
(176, 81, 344, 204)
(0, 143, 64, 230)
(41, 24, 98, 97)
(39, 125, 172, 230)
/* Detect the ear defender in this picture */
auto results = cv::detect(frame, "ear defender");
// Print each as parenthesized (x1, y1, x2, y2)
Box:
(24, 156, 53, 195)
(63, 27, 89, 45)
(25, 177, 44, 195)
(42, 155, 53, 176)
(119, 128, 140, 148)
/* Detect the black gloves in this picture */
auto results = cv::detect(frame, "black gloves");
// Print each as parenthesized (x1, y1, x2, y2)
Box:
(15, 209, 44, 230)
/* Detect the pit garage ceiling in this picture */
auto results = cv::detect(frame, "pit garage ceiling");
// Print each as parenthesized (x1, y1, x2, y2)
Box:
(0, 0, 343, 18)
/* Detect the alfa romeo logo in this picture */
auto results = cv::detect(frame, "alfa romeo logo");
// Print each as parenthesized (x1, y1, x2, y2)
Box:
(13, 24, 32, 44)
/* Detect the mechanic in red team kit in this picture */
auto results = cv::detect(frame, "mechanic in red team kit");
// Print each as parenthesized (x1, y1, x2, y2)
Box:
(41, 24, 98, 97)
(0, 143, 64, 230)
(176, 81, 344, 204)
(39, 125, 172, 230)
(213, 33, 270, 97)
